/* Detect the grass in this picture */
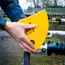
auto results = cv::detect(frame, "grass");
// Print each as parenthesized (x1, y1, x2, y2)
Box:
(46, 35, 61, 42)
(49, 20, 56, 23)
(8, 56, 23, 65)
(31, 54, 65, 65)
(31, 54, 52, 65)
(7, 54, 65, 65)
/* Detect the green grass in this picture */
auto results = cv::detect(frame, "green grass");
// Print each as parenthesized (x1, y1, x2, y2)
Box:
(7, 55, 65, 65)
(31, 54, 52, 65)
(31, 55, 65, 65)
(8, 56, 23, 65)
(46, 35, 61, 42)
(49, 20, 56, 23)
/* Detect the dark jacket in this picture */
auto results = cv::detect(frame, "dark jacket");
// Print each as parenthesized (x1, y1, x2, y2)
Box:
(0, 0, 25, 29)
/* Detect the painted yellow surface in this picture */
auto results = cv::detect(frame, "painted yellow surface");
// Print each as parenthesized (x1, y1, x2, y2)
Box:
(18, 10, 48, 51)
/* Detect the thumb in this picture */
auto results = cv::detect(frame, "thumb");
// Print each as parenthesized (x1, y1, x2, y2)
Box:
(24, 24, 36, 29)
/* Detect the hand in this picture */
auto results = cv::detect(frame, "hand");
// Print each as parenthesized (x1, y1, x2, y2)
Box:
(4, 21, 36, 53)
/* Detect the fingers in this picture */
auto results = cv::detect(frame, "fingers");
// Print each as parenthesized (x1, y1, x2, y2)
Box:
(19, 43, 33, 53)
(19, 34, 35, 53)
(23, 24, 36, 29)
(22, 41, 35, 52)
(19, 43, 31, 53)
(19, 43, 24, 48)
(20, 35, 35, 50)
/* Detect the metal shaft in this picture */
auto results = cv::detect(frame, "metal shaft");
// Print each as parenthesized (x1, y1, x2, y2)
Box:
(24, 52, 30, 65)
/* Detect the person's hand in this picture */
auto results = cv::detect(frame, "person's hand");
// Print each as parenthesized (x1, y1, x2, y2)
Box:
(4, 21, 36, 53)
